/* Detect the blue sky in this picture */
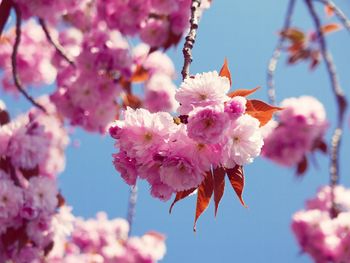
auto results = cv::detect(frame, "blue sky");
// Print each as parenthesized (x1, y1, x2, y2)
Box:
(2, 1, 350, 262)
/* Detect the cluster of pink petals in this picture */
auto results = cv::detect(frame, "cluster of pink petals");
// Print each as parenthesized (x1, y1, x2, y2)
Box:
(96, 0, 211, 48)
(50, 25, 132, 133)
(0, 20, 57, 94)
(110, 71, 264, 200)
(49, 210, 166, 263)
(262, 96, 328, 166)
(133, 44, 178, 113)
(292, 185, 350, 262)
(0, 100, 68, 262)
(13, 0, 81, 23)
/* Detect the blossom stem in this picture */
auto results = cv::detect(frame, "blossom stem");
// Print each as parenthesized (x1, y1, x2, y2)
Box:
(38, 18, 75, 66)
(181, 0, 201, 80)
(314, 0, 350, 34)
(127, 185, 138, 236)
(11, 4, 47, 113)
(267, 0, 297, 105)
(305, 0, 348, 217)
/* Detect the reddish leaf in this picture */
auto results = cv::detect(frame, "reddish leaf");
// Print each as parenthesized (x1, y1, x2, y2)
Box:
(219, 58, 232, 86)
(313, 139, 328, 154)
(44, 241, 55, 256)
(20, 165, 39, 180)
(226, 165, 247, 207)
(322, 23, 342, 34)
(169, 188, 196, 214)
(57, 192, 66, 208)
(280, 28, 305, 43)
(309, 50, 321, 70)
(1, 225, 28, 249)
(246, 99, 283, 126)
(163, 31, 182, 50)
(194, 171, 214, 231)
(0, 110, 10, 125)
(296, 156, 308, 176)
(131, 65, 149, 83)
(122, 94, 142, 109)
(213, 167, 225, 217)
(325, 4, 334, 18)
(228, 86, 260, 98)
(0, 0, 12, 37)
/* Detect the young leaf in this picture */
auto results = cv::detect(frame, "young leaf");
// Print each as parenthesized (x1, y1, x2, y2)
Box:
(325, 4, 334, 18)
(321, 23, 342, 34)
(0, 109, 10, 126)
(122, 94, 142, 109)
(219, 58, 232, 86)
(213, 167, 225, 217)
(228, 86, 260, 98)
(226, 165, 247, 208)
(280, 28, 305, 43)
(169, 188, 196, 214)
(131, 65, 149, 83)
(296, 156, 308, 176)
(20, 165, 40, 180)
(0, 0, 12, 37)
(246, 99, 283, 126)
(194, 171, 214, 231)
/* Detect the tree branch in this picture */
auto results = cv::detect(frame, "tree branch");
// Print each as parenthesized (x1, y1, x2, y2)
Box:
(38, 18, 75, 66)
(127, 185, 137, 236)
(314, 0, 350, 34)
(267, 0, 297, 105)
(181, 0, 201, 80)
(305, 0, 348, 217)
(12, 4, 47, 113)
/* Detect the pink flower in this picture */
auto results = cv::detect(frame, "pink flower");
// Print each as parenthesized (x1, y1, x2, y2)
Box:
(222, 114, 263, 167)
(175, 71, 230, 115)
(112, 152, 138, 186)
(0, 179, 23, 219)
(144, 74, 178, 113)
(150, 0, 179, 14)
(187, 106, 229, 144)
(26, 177, 58, 213)
(224, 96, 247, 119)
(140, 18, 169, 47)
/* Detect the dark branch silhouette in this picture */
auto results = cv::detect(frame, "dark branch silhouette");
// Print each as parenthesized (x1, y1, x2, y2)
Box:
(38, 18, 75, 66)
(267, 0, 297, 105)
(181, 0, 202, 80)
(12, 4, 47, 113)
(305, 0, 348, 217)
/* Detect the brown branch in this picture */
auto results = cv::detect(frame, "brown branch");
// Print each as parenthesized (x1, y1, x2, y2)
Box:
(0, 0, 12, 37)
(126, 185, 137, 236)
(305, 0, 348, 217)
(38, 18, 75, 66)
(314, 0, 350, 34)
(267, 0, 297, 105)
(11, 4, 47, 113)
(181, 0, 201, 80)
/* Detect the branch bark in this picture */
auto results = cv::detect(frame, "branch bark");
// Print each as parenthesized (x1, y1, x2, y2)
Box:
(305, 0, 348, 217)
(181, 0, 201, 80)
(38, 18, 75, 66)
(12, 4, 47, 113)
(267, 0, 297, 105)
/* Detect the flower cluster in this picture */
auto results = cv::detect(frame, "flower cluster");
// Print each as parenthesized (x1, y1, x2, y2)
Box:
(133, 44, 178, 113)
(0, 20, 56, 94)
(292, 185, 350, 262)
(49, 210, 166, 263)
(96, 0, 211, 49)
(262, 96, 328, 173)
(0, 99, 68, 262)
(110, 71, 265, 201)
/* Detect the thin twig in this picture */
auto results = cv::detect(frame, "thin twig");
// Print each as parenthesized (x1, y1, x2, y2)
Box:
(267, 0, 297, 105)
(11, 4, 47, 113)
(305, 0, 348, 217)
(127, 185, 137, 236)
(314, 0, 350, 34)
(38, 18, 75, 66)
(181, 0, 201, 80)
